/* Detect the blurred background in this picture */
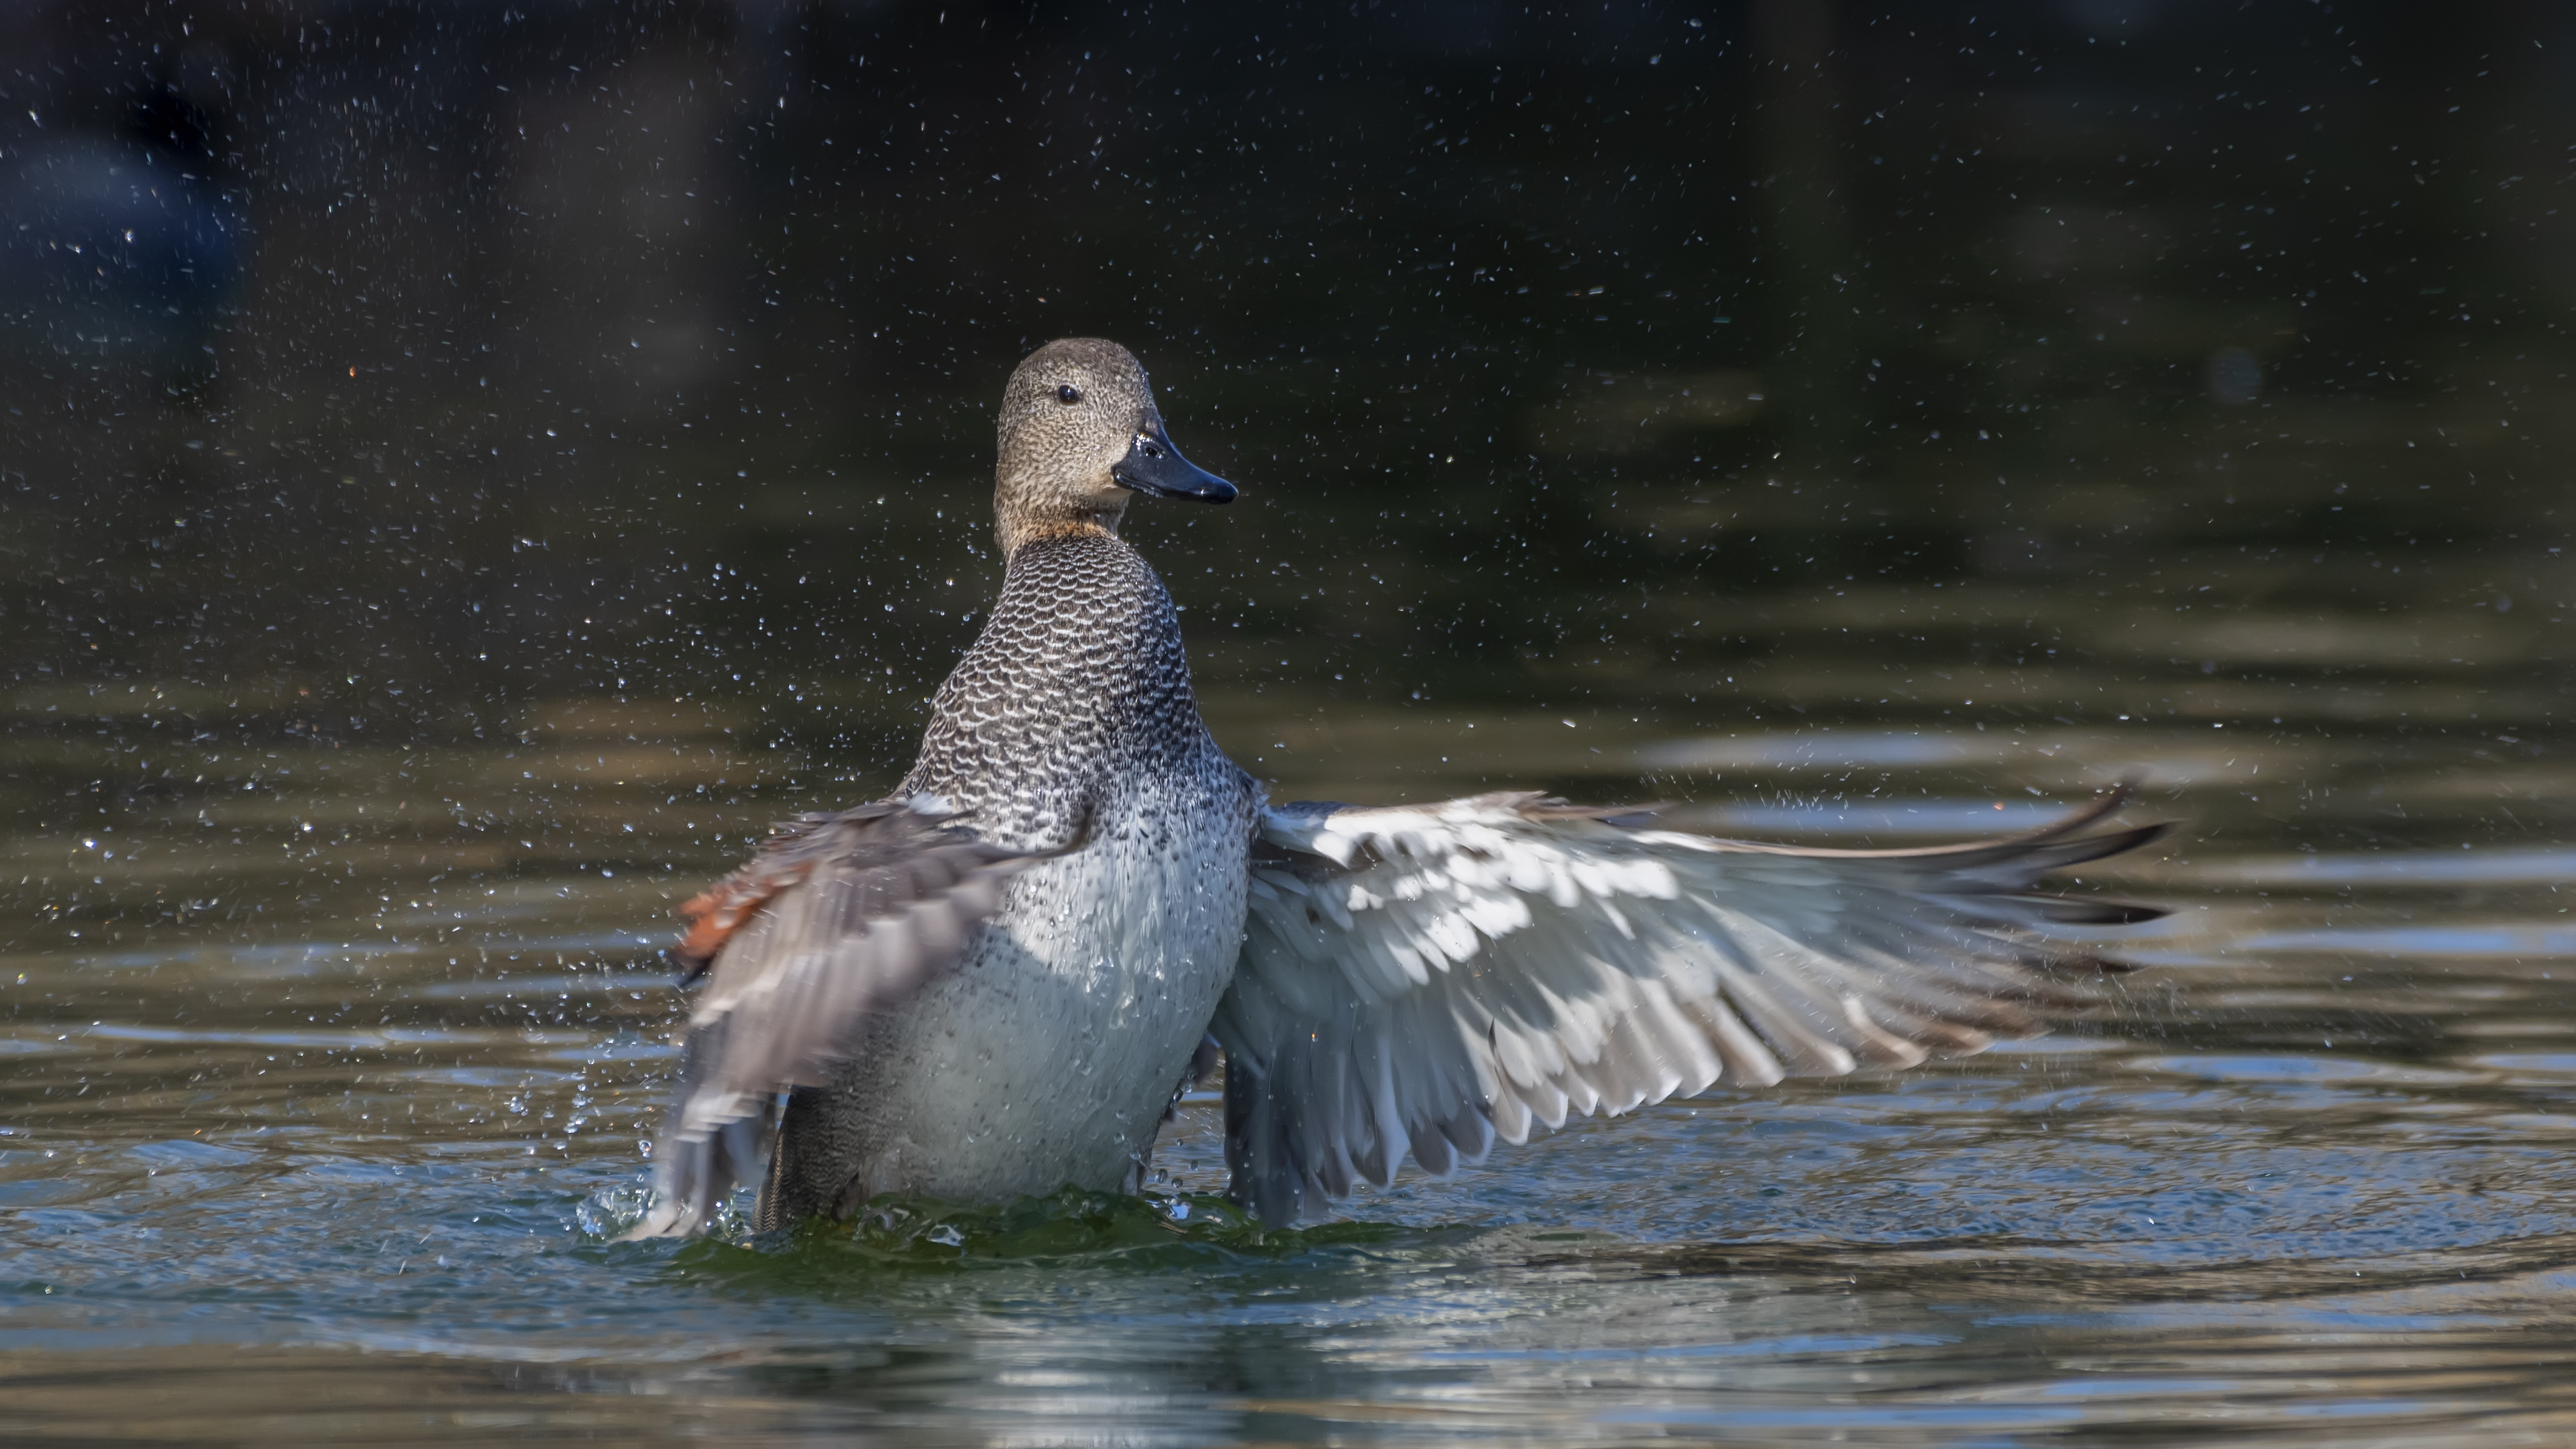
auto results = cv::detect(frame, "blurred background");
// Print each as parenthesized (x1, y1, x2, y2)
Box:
(7, 0, 2569, 779)
(16, 7, 2576, 1437)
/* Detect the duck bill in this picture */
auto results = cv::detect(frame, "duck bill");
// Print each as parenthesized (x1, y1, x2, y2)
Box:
(1111, 423, 1236, 503)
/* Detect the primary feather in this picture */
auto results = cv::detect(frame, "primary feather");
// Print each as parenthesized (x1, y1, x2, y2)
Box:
(1212, 789, 2167, 1226)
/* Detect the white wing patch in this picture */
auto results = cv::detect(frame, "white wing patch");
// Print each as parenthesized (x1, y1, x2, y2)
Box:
(1215, 792, 2165, 1226)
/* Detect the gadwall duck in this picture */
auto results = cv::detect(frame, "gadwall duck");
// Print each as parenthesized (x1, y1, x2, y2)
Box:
(626, 338, 2167, 1238)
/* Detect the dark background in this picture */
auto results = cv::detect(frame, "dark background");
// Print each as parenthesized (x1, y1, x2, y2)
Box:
(6, 0, 2571, 767)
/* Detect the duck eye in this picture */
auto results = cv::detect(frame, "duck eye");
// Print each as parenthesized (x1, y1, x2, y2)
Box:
(1055, 384, 1083, 405)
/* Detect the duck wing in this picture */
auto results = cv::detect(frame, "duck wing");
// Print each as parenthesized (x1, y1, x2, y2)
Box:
(1212, 788, 2169, 1226)
(624, 800, 1059, 1239)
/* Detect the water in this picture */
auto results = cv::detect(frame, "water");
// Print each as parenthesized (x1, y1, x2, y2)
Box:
(9, 545, 2576, 1444)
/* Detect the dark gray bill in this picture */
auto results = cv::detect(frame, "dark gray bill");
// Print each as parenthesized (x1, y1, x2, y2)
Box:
(1111, 421, 1236, 502)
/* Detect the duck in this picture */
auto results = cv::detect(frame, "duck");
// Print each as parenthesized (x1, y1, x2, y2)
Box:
(624, 337, 2169, 1239)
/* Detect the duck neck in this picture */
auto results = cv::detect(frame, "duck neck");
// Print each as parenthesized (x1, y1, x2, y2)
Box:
(995, 496, 1128, 558)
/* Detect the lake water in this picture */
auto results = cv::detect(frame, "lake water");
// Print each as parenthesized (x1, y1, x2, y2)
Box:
(9, 525, 2575, 1445)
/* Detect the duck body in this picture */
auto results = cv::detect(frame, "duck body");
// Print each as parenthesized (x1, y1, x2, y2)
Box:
(627, 337, 2171, 1242)
(758, 529, 1259, 1223)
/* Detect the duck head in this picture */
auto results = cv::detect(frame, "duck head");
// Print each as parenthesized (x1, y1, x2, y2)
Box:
(993, 337, 1234, 555)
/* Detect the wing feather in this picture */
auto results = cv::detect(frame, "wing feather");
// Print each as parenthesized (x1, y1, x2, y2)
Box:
(1214, 788, 2169, 1225)
(623, 800, 1059, 1239)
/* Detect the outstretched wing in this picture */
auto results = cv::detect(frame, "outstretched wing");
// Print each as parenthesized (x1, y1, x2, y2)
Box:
(624, 800, 1055, 1239)
(1213, 788, 2169, 1226)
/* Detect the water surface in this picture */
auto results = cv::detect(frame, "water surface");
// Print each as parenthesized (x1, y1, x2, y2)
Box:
(9, 547, 2576, 1446)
